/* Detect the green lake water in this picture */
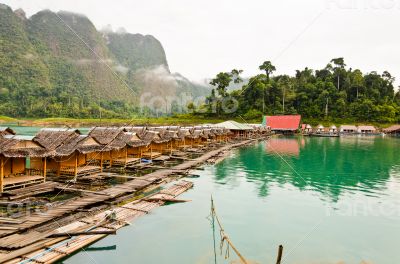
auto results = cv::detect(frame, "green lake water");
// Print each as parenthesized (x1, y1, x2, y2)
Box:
(50, 136, 400, 263)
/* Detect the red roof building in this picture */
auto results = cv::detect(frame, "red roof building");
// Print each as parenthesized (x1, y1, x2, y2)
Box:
(265, 115, 301, 132)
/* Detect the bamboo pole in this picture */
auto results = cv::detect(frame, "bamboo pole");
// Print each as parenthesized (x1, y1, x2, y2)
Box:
(0, 156, 4, 193)
(73, 153, 78, 181)
(276, 245, 283, 264)
(43, 157, 47, 183)
(211, 198, 249, 264)
(125, 147, 128, 165)
(100, 152, 103, 172)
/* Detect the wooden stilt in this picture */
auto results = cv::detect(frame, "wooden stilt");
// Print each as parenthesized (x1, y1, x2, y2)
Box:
(0, 156, 4, 193)
(43, 157, 47, 183)
(125, 147, 128, 165)
(100, 152, 103, 172)
(74, 153, 78, 181)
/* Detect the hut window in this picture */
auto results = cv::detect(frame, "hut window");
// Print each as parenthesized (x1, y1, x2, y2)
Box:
(25, 157, 31, 169)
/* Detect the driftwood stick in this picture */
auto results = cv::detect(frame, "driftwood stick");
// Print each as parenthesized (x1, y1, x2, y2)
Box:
(50, 230, 116, 237)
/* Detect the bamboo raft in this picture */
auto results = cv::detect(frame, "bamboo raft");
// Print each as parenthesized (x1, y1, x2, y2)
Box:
(0, 139, 256, 263)
(0, 181, 194, 264)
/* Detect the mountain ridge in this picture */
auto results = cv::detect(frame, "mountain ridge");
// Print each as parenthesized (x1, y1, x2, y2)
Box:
(0, 4, 209, 118)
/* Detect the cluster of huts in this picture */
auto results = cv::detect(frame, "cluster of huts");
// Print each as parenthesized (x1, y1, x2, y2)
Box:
(0, 122, 267, 193)
(301, 124, 385, 135)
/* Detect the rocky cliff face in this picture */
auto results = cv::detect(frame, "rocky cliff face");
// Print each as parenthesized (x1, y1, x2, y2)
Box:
(0, 4, 209, 117)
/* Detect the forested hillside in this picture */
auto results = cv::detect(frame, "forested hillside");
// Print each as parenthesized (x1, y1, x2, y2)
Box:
(206, 58, 400, 123)
(0, 4, 209, 118)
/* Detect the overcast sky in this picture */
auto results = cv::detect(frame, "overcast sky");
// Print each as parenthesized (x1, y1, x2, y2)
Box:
(3, 0, 400, 86)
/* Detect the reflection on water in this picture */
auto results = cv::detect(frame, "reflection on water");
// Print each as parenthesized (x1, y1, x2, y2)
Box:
(216, 136, 400, 201)
(265, 137, 303, 156)
(60, 136, 400, 264)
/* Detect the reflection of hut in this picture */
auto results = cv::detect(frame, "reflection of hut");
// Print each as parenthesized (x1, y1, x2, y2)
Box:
(51, 135, 104, 179)
(329, 125, 337, 133)
(266, 138, 300, 156)
(0, 127, 16, 137)
(0, 135, 48, 192)
(383, 125, 400, 136)
(357, 125, 376, 134)
(316, 125, 324, 133)
(340, 125, 357, 134)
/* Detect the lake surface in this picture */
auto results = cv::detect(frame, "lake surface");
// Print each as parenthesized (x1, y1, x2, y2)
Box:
(1, 124, 90, 135)
(59, 136, 400, 264)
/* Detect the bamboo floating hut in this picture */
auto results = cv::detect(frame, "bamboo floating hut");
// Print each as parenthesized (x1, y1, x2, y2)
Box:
(106, 131, 147, 166)
(0, 135, 48, 192)
(187, 129, 204, 148)
(175, 128, 192, 149)
(50, 135, 105, 180)
(141, 130, 168, 159)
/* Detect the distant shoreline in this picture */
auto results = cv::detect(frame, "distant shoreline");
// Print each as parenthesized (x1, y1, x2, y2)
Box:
(0, 115, 396, 129)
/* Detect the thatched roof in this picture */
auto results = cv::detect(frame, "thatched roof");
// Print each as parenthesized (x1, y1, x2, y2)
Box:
(211, 128, 224, 135)
(107, 132, 147, 149)
(88, 127, 124, 145)
(187, 129, 203, 139)
(33, 128, 81, 151)
(202, 129, 214, 138)
(177, 128, 191, 140)
(123, 126, 147, 137)
(0, 127, 16, 137)
(383, 125, 400, 133)
(141, 131, 168, 144)
(0, 135, 49, 158)
(53, 135, 104, 157)
(161, 130, 179, 141)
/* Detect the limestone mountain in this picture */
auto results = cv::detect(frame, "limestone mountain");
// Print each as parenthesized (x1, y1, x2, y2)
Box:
(0, 4, 209, 118)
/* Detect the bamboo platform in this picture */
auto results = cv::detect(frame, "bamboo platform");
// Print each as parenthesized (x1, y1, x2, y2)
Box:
(111, 157, 141, 167)
(2, 176, 45, 191)
(1, 182, 59, 200)
(59, 165, 102, 177)
(0, 181, 194, 264)
(153, 155, 170, 162)
(0, 139, 255, 263)
(142, 152, 162, 159)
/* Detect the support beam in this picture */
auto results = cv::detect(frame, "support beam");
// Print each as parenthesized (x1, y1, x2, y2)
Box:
(125, 147, 128, 165)
(43, 157, 47, 182)
(100, 152, 103, 172)
(74, 153, 78, 181)
(0, 156, 4, 193)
